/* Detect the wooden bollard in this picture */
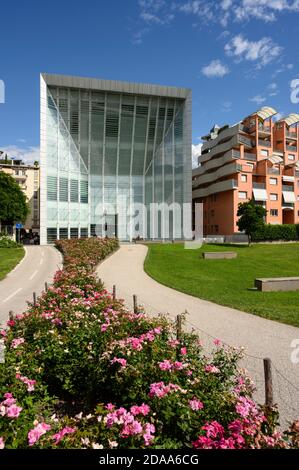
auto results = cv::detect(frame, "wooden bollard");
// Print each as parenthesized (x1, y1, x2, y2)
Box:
(33, 292, 37, 306)
(45, 282, 48, 292)
(176, 314, 182, 341)
(113, 285, 116, 300)
(9, 311, 14, 321)
(133, 294, 138, 313)
(263, 358, 273, 407)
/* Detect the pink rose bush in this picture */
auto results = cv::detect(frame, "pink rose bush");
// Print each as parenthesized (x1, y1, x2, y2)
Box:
(0, 238, 297, 449)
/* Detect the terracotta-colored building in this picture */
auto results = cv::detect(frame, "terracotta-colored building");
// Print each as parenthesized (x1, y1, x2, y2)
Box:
(192, 107, 299, 237)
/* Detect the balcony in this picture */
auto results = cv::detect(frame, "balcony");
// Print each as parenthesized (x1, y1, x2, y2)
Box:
(286, 131, 297, 140)
(258, 139, 271, 148)
(258, 124, 271, 134)
(239, 135, 254, 147)
(193, 179, 238, 199)
(192, 161, 242, 189)
(282, 202, 294, 209)
(253, 182, 266, 189)
(267, 168, 280, 175)
(286, 145, 297, 152)
(244, 152, 256, 161)
(282, 184, 294, 191)
(295, 171, 299, 177)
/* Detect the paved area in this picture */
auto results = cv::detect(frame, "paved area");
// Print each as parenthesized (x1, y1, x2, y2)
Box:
(0, 246, 62, 326)
(97, 244, 299, 428)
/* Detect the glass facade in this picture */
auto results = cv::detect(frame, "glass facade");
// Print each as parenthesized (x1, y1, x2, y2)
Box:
(40, 75, 191, 244)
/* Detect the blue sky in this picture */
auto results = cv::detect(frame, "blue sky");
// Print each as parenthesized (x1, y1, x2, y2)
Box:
(0, 0, 299, 165)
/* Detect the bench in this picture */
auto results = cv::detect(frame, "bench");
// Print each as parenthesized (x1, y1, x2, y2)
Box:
(255, 277, 299, 292)
(202, 252, 237, 260)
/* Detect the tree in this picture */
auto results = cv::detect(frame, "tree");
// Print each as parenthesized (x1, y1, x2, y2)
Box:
(237, 199, 266, 246)
(0, 172, 29, 226)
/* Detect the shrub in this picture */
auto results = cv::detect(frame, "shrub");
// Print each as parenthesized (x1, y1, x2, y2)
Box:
(0, 234, 21, 248)
(0, 237, 296, 449)
(252, 224, 298, 242)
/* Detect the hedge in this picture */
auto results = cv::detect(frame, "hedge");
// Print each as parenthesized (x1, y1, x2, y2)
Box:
(252, 224, 299, 242)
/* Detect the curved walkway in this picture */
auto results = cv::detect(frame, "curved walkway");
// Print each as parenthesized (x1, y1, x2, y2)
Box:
(97, 244, 299, 428)
(0, 246, 62, 326)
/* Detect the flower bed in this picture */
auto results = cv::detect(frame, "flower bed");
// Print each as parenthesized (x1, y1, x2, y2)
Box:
(0, 237, 298, 449)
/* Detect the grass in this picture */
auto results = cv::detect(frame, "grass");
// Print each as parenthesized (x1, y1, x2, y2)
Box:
(0, 247, 25, 281)
(144, 243, 299, 328)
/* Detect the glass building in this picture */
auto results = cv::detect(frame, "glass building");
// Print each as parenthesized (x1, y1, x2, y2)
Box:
(40, 74, 192, 244)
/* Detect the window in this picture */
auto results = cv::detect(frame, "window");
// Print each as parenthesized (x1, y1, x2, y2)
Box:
(270, 209, 278, 216)
(47, 228, 57, 243)
(80, 227, 88, 238)
(70, 179, 78, 203)
(261, 149, 269, 157)
(270, 193, 278, 201)
(211, 209, 215, 217)
(241, 174, 247, 182)
(70, 228, 79, 239)
(47, 176, 57, 201)
(34, 190, 38, 199)
(270, 178, 277, 185)
(288, 154, 295, 161)
(215, 225, 219, 233)
(80, 180, 88, 203)
(239, 191, 247, 199)
(15, 170, 19, 175)
(59, 177, 68, 202)
(59, 228, 68, 239)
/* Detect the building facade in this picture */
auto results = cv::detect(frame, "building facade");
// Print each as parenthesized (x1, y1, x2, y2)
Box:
(40, 74, 192, 244)
(192, 107, 299, 236)
(0, 154, 40, 232)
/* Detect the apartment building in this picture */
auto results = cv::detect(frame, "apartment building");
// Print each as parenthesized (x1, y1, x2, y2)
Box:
(0, 153, 40, 231)
(192, 107, 299, 236)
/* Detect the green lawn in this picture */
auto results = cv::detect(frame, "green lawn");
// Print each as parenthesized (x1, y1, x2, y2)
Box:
(0, 247, 25, 281)
(144, 243, 299, 327)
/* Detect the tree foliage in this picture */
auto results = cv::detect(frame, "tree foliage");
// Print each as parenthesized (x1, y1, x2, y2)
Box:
(237, 199, 266, 245)
(0, 171, 29, 225)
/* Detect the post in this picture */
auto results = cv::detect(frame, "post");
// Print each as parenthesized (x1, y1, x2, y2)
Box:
(176, 314, 182, 341)
(45, 282, 48, 292)
(113, 285, 116, 300)
(9, 311, 14, 321)
(263, 358, 273, 407)
(33, 292, 37, 307)
(133, 294, 138, 313)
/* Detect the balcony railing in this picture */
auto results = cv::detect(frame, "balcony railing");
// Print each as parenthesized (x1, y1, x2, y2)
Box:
(258, 139, 271, 147)
(282, 202, 294, 208)
(244, 152, 256, 161)
(239, 135, 253, 147)
(295, 171, 299, 177)
(253, 182, 266, 189)
(286, 131, 297, 140)
(258, 125, 271, 133)
(286, 145, 297, 152)
(267, 168, 280, 175)
(282, 185, 294, 192)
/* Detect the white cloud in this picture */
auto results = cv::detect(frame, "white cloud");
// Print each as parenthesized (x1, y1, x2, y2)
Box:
(192, 143, 202, 168)
(250, 95, 267, 105)
(222, 100, 232, 112)
(0, 145, 39, 163)
(267, 82, 279, 96)
(201, 59, 230, 77)
(225, 34, 283, 68)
